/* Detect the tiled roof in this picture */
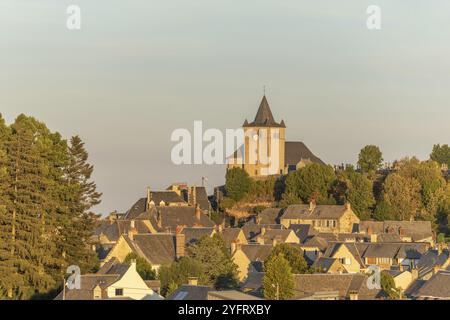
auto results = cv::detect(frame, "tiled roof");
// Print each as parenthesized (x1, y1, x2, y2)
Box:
(289, 224, 318, 242)
(127, 234, 177, 265)
(220, 228, 243, 246)
(257, 208, 283, 225)
(241, 244, 273, 262)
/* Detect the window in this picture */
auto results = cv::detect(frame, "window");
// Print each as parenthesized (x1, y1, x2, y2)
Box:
(115, 288, 124, 296)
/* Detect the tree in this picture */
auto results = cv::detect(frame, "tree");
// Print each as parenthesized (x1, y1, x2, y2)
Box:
(333, 167, 375, 219)
(282, 163, 336, 205)
(373, 200, 394, 221)
(381, 173, 421, 220)
(158, 256, 205, 297)
(381, 271, 400, 299)
(263, 253, 294, 300)
(430, 144, 450, 168)
(124, 253, 156, 280)
(358, 145, 383, 173)
(225, 167, 253, 202)
(187, 235, 238, 289)
(61, 135, 102, 273)
(265, 244, 308, 274)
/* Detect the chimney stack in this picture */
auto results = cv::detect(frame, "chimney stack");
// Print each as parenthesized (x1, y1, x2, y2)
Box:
(157, 210, 162, 229)
(175, 226, 185, 259)
(147, 186, 152, 210)
(187, 277, 198, 286)
(230, 241, 237, 254)
(344, 202, 351, 211)
(370, 233, 378, 243)
(129, 220, 138, 240)
(195, 204, 201, 220)
(261, 227, 266, 236)
(309, 200, 316, 212)
(348, 291, 359, 300)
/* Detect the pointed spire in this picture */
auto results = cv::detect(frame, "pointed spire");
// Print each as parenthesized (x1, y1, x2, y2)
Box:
(247, 95, 285, 128)
(243, 119, 249, 126)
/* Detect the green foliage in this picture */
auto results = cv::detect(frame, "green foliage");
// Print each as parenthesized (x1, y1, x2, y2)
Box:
(381, 271, 399, 299)
(358, 145, 383, 173)
(381, 173, 421, 221)
(333, 167, 375, 219)
(158, 257, 204, 297)
(225, 167, 253, 201)
(373, 200, 394, 221)
(124, 253, 156, 280)
(263, 253, 294, 300)
(430, 144, 450, 167)
(283, 163, 336, 205)
(0, 115, 101, 299)
(187, 234, 239, 289)
(265, 244, 308, 274)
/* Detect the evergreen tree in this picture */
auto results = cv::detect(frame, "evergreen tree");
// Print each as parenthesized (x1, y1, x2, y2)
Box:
(124, 253, 156, 280)
(265, 244, 308, 274)
(358, 145, 383, 173)
(263, 253, 294, 300)
(187, 234, 238, 289)
(61, 135, 101, 273)
(225, 167, 253, 202)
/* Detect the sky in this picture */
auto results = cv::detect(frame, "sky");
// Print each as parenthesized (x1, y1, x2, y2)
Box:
(1, 1, 449, 215)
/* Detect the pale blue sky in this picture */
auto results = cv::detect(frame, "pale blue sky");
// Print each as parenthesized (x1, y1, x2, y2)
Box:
(1, 1, 449, 214)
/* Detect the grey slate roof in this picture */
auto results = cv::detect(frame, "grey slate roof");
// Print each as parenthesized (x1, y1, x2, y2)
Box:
(126, 234, 177, 265)
(292, 274, 381, 300)
(289, 224, 318, 242)
(411, 271, 450, 299)
(182, 227, 215, 245)
(312, 257, 339, 272)
(261, 229, 295, 243)
(282, 204, 349, 220)
(152, 206, 215, 232)
(417, 249, 450, 278)
(241, 244, 273, 262)
(257, 208, 283, 225)
(168, 285, 213, 300)
(285, 141, 325, 166)
(359, 220, 433, 242)
(302, 235, 329, 252)
(125, 192, 187, 220)
(243, 96, 285, 128)
(220, 228, 243, 246)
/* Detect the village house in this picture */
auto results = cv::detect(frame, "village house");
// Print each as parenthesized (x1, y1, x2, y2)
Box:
(219, 227, 248, 247)
(291, 273, 382, 300)
(255, 228, 300, 245)
(359, 220, 434, 244)
(100, 228, 186, 270)
(231, 244, 274, 281)
(280, 202, 360, 234)
(55, 259, 162, 300)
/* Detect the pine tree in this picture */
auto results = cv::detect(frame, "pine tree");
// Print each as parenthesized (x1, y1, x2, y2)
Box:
(263, 253, 294, 300)
(61, 135, 101, 273)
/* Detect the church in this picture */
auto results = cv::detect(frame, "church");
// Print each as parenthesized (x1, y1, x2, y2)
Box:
(227, 95, 325, 178)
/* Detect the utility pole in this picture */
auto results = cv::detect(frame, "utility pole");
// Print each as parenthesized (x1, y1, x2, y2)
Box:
(62, 275, 66, 300)
(201, 176, 205, 187)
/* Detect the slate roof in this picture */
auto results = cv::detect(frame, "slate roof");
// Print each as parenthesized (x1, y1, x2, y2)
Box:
(282, 204, 349, 220)
(411, 271, 450, 299)
(362, 243, 428, 260)
(124, 192, 187, 220)
(257, 208, 283, 225)
(240, 244, 273, 262)
(168, 285, 214, 300)
(183, 186, 211, 211)
(292, 274, 381, 300)
(301, 236, 329, 252)
(261, 229, 296, 243)
(312, 257, 340, 273)
(207, 290, 262, 300)
(289, 224, 318, 242)
(359, 220, 433, 242)
(220, 228, 244, 246)
(153, 206, 215, 232)
(241, 221, 284, 241)
(126, 234, 177, 265)
(324, 242, 366, 267)
(243, 96, 285, 128)
(284, 141, 325, 166)
(241, 272, 264, 292)
(417, 249, 450, 278)
(182, 227, 215, 245)
(94, 219, 153, 243)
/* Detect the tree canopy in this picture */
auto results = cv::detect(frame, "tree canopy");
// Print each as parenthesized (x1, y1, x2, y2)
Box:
(358, 145, 383, 173)
(263, 253, 294, 300)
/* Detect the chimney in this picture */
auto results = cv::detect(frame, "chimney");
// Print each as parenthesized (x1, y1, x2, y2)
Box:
(129, 220, 138, 240)
(175, 226, 185, 259)
(370, 233, 377, 243)
(261, 227, 266, 236)
(192, 186, 197, 206)
(348, 291, 359, 300)
(257, 236, 265, 245)
(411, 268, 419, 281)
(147, 186, 152, 210)
(157, 210, 162, 229)
(195, 204, 201, 220)
(230, 241, 237, 254)
(272, 237, 278, 247)
(130, 259, 137, 271)
(187, 277, 198, 286)
(256, 215, 262, 225)
(309, 200, 316, 212)
(217, 223, 223, 233)
(344, 202, 351, 211)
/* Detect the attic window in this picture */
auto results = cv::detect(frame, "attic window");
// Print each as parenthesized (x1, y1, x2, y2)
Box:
(115, 288, 124, 296)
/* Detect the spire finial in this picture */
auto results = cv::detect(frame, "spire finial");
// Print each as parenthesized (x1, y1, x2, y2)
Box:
(263, 85, 266, 96)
